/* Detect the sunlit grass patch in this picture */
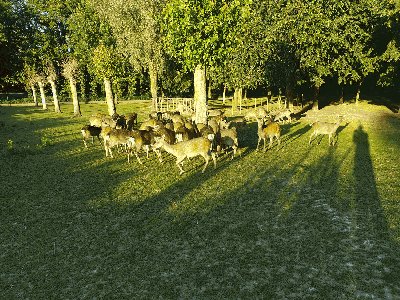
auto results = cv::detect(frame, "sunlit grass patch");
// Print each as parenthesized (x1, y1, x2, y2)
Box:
(1, 101, 399, 299)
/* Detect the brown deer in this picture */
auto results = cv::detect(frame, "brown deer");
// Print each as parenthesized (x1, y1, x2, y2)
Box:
(309, 117, 343, 146)
(154, 136, 217, 175)
(257, 118, 281, 151)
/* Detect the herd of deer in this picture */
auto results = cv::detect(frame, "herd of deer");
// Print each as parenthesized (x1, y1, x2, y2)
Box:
(81, 107, 343, 175)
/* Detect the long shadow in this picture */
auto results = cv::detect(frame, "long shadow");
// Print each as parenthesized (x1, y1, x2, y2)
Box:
(349, 125, 400, 297)
(2, 106, 399, 299)
(119, 133, 399, 299)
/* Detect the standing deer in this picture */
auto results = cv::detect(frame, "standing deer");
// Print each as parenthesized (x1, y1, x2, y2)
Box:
(309, 117, 343, 146)
(257, 118, 281, 151)
(154, 136, 217, 175)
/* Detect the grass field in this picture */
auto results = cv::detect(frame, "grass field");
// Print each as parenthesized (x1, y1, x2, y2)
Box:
(1, 100, 399, 299)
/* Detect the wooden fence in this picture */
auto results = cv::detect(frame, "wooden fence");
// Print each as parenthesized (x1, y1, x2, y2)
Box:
(154, 97, 195, 114)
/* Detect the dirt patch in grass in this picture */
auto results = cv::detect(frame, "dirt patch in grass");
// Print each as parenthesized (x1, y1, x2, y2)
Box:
(302, 101, 400, 123)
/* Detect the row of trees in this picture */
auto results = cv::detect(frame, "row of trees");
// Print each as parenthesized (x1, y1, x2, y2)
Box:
(0, 0, 399, 119)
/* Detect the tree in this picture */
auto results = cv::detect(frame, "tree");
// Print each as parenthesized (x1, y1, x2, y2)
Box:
(92, 44, 118, 116)
(0, 0, 36, 90)
(66, 1, 107, 100)
(23, 64, 38, 106)
(377, 1, 400, 94)
(162, 0, 253, 123)
(45, 61, 62, 113)
(91, 0, 165, 108)
(36, 74, 47, 110)
(62, 58, 81, 116)
(329, 1, 386, 105)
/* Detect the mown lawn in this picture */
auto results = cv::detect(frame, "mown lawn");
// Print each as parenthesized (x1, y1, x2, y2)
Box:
(1, 101, 399, 299)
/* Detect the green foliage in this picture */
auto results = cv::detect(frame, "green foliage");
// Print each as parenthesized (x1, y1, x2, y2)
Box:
(162, 0, 252, 71)
(1, 0, 400, 102)
(91, 43, 123, 81)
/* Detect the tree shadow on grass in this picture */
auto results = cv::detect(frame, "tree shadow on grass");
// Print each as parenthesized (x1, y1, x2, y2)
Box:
(120, 126, 400, 299)
(2, 106, 399, 299)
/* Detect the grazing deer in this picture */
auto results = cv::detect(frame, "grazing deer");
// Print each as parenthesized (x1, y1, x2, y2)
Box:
(128, 129, 162, 164)
(274, 109, 292, 123)
(217, 127, 239, 159)
(81, 125, 102, 148)
(125, 112, 138, 130)
(103, 129, 133, 162)
(257, 118, 281, 151)
(89, 115, 117, 129)
(309, 117, 343, 146)
(154, 136, 217, 175)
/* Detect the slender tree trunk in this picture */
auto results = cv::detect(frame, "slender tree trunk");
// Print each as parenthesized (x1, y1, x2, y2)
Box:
(69, 78, 81, 116)
(222, 83, 226, 104)
(38, 81, 47, 110)
(194, 65, 207, 124)
(339, 84, 344, 104)
(355, 82, 361, 105)
(104, 77, 116, 116)
(207, 79, 212, 99)
(149, 63, 158, 110)
(80, 74, 86, 103)
(278, 88, 282, 109)
(267, 88, 272, 112)
(49, 80, 61, 113)
(313, 85, 320, 110)
(232, 87, 243, 114)
(238, 87, 243, 112)
(31, 85, 38, 106)
(285, 81, 295, 109)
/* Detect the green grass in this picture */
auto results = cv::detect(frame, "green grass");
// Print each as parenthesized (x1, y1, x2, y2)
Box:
(1, 101, 399, 299)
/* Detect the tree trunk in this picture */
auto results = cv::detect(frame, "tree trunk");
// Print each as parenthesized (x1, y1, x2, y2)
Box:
(207, 79, 212, 99)
(69, 78, 81, 116)
(278, 88, 282, 109)
(231, 87, 243, 114)
(267, 88, 272, 112)
(313, 85, 320, 110)
(355, 82, 361, 105)
(149, 63, 158, 110)
(238, 87, 243, 112)
(80, 74, 86, 103)
(194, 65, 207, 124)
(285, 81, 295, 109)
(339, 84, 344, 104)
(49, 80, 61, 113)
(222, 83, 226, 104)
(31, 85, 38, 106)
(38, 81, 47, 110)
(104, 78, 116, 116)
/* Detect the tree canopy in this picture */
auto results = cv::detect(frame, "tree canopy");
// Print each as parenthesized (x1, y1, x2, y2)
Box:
(0, 0, 398, 107)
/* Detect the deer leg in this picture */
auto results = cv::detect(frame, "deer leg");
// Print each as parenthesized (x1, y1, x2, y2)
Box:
(108, 147, 114, 158)
(309, 133, 315, 144)
(201, 155, 209, 173)
(176, 156, 185, 175)
(134, 150, 143, 164)
(211, 152, 217, 169)
(257, 137, 261, 151)
(153, 148, 163, 163)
